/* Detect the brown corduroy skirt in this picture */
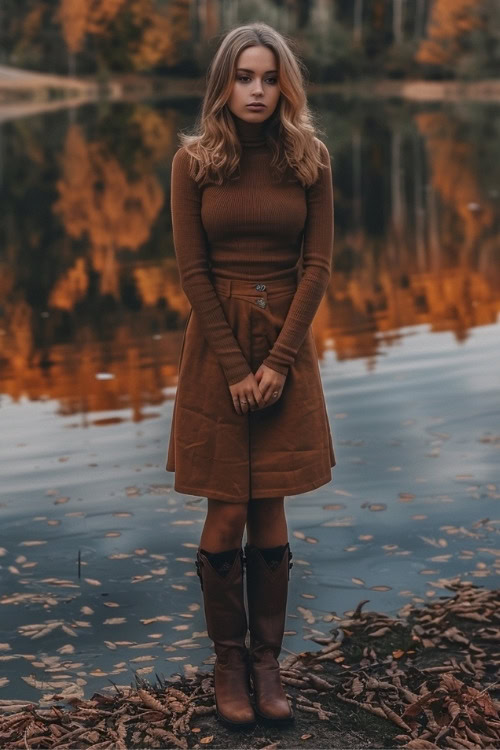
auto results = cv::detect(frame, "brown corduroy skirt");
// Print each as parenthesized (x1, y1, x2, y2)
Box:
(166, 273, 336, 503)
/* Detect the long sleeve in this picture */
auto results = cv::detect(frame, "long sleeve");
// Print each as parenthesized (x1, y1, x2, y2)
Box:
(170, 147, 252, 386)
(262, 140, 334, 376)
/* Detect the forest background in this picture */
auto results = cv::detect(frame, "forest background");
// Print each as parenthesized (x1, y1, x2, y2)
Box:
(1, 0, 499, 85)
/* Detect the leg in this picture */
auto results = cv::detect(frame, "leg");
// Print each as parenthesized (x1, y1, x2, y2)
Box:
(195, 498, 255, 729)
(246, 496, 288, 547)
(244, 497, 294, 723)
(200, 498, 248, 552)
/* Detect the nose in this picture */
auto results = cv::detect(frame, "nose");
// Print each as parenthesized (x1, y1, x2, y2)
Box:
(251, 79, 264, 96)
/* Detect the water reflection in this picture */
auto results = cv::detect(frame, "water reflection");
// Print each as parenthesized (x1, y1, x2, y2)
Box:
(1, 97, 499, 702)
(1, 98, 499, 412)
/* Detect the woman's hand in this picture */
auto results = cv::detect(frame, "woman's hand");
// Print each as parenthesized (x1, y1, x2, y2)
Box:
(254, 363, 286, 408)
(229, 373, 264, 415)
(229, 365, 286, 415)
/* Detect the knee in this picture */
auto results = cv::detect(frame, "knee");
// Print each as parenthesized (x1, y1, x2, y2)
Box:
(207, 499, 247, 546)
(247, 497, 284, 522)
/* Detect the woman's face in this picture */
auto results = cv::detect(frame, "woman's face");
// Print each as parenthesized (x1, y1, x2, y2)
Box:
(227, 45, 281, 124)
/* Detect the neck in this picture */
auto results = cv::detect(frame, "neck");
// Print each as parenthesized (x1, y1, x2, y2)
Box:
(232, 112, 268, 148)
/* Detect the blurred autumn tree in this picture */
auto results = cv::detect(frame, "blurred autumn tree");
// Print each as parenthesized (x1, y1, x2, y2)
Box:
(1, 0, 499, 79)
(416, 0, 483, 75)
(55, 0, 191, 74)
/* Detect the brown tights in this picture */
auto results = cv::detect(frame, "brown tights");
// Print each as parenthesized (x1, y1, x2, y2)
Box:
(199, 496, 288, 552)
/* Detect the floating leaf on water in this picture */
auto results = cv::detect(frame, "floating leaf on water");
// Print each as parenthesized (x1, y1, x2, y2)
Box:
(108, 552, 133, 560)
(83, 578, 101, 586)
(293, 531, 306, 540)
(103, 618, 127, 625)
(57, 644, 75, 654)
(141, 615, 173, 624)
(418, 536, 447, 548)
(322, 518, 355, 527)
(398, 492, 415, 502)
(129, 655, 155, 663)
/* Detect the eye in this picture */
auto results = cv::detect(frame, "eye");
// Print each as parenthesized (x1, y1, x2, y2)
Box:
(236, 75, 278, 84)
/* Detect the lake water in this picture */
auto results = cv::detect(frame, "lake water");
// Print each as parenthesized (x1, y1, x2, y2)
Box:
(1, 94, 499, 703)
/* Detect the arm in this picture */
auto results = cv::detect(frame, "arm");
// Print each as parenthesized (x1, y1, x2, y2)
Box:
(262, 140, 334, 375)
(170, 147, 252, 386)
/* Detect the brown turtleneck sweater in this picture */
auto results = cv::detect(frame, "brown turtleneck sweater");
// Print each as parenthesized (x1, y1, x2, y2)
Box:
(170, 113, 334, 386)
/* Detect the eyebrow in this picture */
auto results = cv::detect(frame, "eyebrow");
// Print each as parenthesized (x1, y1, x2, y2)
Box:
(236, 68, 278, 74)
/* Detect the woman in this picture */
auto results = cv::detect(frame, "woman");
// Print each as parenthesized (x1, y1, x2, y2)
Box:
(166, 22, 335, 730)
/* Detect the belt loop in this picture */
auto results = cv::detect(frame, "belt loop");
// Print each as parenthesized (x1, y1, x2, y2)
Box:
(228, 278, 233, 298)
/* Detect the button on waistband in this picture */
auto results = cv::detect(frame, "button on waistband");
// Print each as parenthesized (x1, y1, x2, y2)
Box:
(255, 283, 266, 291)
(256, 298, 267, 308)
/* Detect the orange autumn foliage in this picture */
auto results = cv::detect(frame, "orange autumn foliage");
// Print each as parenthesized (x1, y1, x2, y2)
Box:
(56, 0, 189, 69)
(416, 0, 484, 65)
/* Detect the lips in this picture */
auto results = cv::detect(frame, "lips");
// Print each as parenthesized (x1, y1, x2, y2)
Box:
(247, 104, 265, 109)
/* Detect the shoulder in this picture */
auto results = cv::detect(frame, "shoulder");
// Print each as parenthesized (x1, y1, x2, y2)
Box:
(172, 145, 191, 170)
(171, 146, 200, 188)
(313, 137, 331, 167)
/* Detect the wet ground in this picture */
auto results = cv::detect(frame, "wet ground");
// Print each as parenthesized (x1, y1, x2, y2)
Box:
(1, 318, 499, 703)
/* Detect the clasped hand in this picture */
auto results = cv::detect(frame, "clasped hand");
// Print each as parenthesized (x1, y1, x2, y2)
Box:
(229, 364, 286, 415)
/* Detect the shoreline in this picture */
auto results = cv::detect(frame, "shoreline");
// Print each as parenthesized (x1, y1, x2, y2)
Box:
(1, 581, 498, 749)
(2, 66, 500, 124)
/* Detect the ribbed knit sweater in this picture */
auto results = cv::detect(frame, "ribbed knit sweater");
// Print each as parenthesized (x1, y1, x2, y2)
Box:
(170, 112, 334, 386)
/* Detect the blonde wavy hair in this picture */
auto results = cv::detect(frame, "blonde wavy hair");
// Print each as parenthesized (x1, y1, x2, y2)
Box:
(178, 22, 328, 188)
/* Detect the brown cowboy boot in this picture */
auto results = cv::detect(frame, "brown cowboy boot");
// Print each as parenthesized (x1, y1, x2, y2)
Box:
(244, 542, 294, 723)
(195, 547, 256, 729)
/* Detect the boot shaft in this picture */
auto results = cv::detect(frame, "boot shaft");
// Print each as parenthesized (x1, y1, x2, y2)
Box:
(195, 547, 248, 659)
(244, 542, 293, 660)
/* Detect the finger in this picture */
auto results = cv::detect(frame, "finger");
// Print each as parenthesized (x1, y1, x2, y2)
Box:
(250, 388, 262, 410)
(252, 384, 264, 409)
(232, 396, 241, 415)
(260, 381, 272, 405)
(246, 392, 258, 411)
(239, 395, 249, 414)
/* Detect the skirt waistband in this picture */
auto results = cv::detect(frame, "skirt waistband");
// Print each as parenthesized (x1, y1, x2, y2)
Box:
(211, 273, 298, 300)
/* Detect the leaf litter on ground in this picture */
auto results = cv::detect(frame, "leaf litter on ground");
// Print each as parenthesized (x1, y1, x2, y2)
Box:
(0, 580, 499, 749)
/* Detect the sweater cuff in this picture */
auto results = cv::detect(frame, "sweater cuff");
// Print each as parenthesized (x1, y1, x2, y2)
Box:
(261, 357, 290, 377)
(224, 360, 253, 387)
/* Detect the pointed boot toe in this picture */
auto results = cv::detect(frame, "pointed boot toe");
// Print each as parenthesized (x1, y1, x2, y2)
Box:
(251, 664, 294, 722)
